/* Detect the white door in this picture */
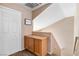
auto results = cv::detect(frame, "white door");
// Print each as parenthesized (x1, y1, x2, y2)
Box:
(0, 6, 4, 55)
(0, 6, 22, 55)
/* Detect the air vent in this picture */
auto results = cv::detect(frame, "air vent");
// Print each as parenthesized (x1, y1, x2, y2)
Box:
(25, 3, 42, 8)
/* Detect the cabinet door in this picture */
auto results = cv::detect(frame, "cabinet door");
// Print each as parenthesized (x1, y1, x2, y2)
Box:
(34, 39, 39, 55)
(38, 40, 42, 55)
(41, 39, 48, 55)
(34, 39, 42, 55)
(24, 36, 29, 49)
(24, 36, 34, 52)
(28, 38, 34, 52)
(34, 39, 48, 56)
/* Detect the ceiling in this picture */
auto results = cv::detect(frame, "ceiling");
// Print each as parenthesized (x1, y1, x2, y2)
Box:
(20, 3, 47, 10)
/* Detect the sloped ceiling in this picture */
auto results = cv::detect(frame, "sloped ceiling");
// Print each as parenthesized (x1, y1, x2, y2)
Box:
(32, 3, 51, 19)
(33, 3, 76, 31)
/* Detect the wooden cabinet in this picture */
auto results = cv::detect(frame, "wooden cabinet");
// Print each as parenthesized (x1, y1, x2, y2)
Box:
(24, 35, 48, 56)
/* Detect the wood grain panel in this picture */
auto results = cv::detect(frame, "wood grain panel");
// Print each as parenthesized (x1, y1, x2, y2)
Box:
(28, 38, 34, 52)
(38, 40, 42, 55)
(34, 39, 39, 55)
(24, 36, 29, 49)
(42, 39, 48, 55)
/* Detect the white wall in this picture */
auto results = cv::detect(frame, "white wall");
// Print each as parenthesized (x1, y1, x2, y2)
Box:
(59, 3, 76, 17)
(74, 4, 79, 37)
(39, 17, 74, 55)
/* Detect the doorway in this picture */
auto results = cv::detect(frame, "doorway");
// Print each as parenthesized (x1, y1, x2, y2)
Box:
(0, 6, 22, 55)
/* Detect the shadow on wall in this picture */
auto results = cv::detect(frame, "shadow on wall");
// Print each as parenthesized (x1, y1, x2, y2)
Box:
(37, 16, 74, 56)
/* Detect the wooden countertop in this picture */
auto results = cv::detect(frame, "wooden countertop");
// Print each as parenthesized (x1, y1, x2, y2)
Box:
(25, 35, 48, 40)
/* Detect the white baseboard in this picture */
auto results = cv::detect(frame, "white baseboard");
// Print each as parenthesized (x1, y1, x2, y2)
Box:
(48, 50, 54, 55)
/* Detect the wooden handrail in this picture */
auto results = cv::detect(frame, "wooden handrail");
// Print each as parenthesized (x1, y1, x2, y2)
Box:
(73, 37, 79, 55)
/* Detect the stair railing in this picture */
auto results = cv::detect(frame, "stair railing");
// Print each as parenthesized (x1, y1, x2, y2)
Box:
(73, 36, 79, 55)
